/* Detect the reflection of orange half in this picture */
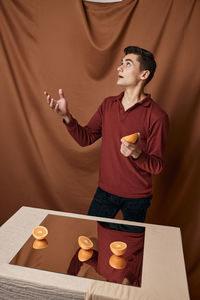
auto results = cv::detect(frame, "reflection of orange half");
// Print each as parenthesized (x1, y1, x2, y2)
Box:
(32, 226, 48, 240)
(109, 254, 126, 269)
(110, 241, 127, 256)
(33, 238, 48, 249)
(78, 249, 93, 262)
(78, 236, 93, 250)
(122, 133, 138, 144)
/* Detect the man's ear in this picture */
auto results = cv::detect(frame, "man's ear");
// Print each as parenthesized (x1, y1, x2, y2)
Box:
(141, 70, 150, 81)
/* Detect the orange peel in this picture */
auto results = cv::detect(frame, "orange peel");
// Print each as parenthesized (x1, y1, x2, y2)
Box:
(33, 238, 48, 249)
(122, 133, 139, 144)
(109, 254, 127, 269)
(78, 249, 93, 262)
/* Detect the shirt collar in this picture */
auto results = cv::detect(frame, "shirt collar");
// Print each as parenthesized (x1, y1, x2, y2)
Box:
(114, 91, 151, 107)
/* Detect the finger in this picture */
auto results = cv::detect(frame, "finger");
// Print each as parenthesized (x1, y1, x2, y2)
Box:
(120, 145, 125, 155)
(44, 91, 50, 102)
(47, 95, 51, 104)
(50, 98, 54, 108)
(120, 147, 129, 157)
(120, 143, 127, 154)
(55, 103, 59, 112)
(121, 138, 129, 147)
(52, 98, 57, 107)
(59, 88, 64, 99)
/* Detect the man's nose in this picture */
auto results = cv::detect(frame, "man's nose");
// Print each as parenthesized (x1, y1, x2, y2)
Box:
(117, 65, 123, 72)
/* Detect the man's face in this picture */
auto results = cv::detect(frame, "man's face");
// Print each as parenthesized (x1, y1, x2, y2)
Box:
(117, 53, 145, 87)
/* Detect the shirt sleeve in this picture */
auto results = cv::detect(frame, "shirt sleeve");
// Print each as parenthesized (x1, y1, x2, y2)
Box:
(132, 114, 169, 175)
(63, 103, 103, 147)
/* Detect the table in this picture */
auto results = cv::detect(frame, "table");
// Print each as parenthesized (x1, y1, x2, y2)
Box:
(0, 206, 190, 300)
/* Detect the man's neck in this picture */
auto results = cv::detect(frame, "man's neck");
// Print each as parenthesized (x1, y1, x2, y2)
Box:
(122, 86, 146, 110)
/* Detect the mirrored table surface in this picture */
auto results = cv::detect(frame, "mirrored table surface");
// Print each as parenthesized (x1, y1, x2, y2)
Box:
(10, 214, 145, 287)
(0, 207, 190, 300)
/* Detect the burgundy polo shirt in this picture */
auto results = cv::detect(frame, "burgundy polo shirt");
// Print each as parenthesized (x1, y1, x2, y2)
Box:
(64, 92, 169, 198)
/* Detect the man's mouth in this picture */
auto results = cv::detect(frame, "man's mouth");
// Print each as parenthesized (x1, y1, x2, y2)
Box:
(118, 75, 124, 78)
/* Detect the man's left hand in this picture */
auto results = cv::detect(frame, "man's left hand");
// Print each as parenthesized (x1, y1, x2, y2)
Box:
(120, 134, 142, 159)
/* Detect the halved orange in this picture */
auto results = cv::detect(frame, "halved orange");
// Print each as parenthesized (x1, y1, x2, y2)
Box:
(78, 249, 93, 262)
(78, 236, 93, 250)
(32, 226, 48, 240)
(110, 241, 127, 256)
(33, 238, 48, 249)
(109, 254, 126, 269)
(122, 133, 139, 144)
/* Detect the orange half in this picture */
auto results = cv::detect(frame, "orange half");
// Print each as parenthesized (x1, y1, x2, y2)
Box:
(122, 133, 139, 144)
(32, 226, 48, 240)
(78, 236, 93, 250)
(78, 249, 93, 262)
(33, 238, 48, 249)
(109, 254, 126, 269)
(110, 241, 127, 256)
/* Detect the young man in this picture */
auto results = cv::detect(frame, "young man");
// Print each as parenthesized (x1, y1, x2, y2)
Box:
(44, 46, 169, 224)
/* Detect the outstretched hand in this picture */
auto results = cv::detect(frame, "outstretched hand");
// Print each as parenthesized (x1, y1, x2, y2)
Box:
(44, 89, 70, 119)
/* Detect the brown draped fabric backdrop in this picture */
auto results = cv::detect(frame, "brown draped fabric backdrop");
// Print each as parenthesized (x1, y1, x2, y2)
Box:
(0, 0, 199, 298)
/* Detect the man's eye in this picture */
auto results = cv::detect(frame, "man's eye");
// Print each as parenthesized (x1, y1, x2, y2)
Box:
(126, 62, 131, 67)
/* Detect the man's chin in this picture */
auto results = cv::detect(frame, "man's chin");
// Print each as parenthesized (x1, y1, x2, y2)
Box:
(117, 81, 126, 86)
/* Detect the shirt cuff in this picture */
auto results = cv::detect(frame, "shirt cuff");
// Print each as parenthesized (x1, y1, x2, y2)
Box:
(132, 151, 146, 162)
(62, 116, 76, 128)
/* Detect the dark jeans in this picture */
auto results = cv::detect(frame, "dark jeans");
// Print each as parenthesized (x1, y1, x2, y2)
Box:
(88, 187, 152, 233)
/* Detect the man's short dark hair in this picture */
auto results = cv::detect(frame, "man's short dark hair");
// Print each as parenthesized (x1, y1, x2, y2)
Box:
(124, 46, 156, 85)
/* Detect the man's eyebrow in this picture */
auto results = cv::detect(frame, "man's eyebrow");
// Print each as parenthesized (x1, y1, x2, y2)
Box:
(125, 58, 134, 63)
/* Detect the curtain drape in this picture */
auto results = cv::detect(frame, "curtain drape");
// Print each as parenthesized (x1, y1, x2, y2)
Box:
(0, 0, 199, 298)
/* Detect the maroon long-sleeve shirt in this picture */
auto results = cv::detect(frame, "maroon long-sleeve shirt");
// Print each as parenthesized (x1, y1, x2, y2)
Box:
(64, 92, 169, 198)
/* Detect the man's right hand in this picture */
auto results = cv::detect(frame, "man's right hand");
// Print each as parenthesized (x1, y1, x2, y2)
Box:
(44, 89, 71, 123)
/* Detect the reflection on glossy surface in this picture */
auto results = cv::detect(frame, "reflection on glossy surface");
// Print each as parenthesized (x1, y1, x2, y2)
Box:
(33, 238, 48, 249)
(109, 241, 127, 269)
(10, 214, 145, 287)
(109, 253, 127, 269)
(78, 248, 93, 262)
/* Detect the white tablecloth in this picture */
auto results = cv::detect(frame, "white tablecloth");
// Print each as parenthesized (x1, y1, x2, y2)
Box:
(0, 206, 190, 300)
